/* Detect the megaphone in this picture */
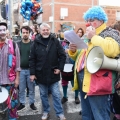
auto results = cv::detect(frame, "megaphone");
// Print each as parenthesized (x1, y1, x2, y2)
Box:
(86, 46, 120, 73)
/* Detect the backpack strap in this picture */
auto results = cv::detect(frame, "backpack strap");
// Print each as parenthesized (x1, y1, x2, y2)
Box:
(8, 40, 16, 56)
(13, 41, 16, 56)
(13, 41, 16, 51)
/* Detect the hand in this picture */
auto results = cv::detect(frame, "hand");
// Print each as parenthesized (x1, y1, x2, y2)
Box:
(115, 81, 120, 89)
(86, 26, 96, 39)
(69, 43, 77, 53)
(30, 75, 37, 82)
(54, 69, 60, 74)
(14, 78, 19, 88)
(65, 49, 68, 53)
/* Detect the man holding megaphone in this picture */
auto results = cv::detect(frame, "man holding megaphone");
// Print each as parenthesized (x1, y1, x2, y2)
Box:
(68, 6, 120, 120)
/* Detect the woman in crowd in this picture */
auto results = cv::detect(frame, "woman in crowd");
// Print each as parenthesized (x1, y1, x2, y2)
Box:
(76, 28, 84, 38)
(31, 24, 39, 41)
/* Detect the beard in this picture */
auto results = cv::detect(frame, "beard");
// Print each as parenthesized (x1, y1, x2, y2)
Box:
(23, 36, 29, 41)
(42, 35, 49, 38)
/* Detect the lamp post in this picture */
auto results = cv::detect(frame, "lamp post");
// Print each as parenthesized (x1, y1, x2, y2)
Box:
(92, 0, 94, 6)
(7, 0, 12, 35)
(51, 0, 54, 33)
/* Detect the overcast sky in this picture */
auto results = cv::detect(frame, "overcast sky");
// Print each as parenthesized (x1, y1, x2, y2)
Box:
(99, 0, 120, 6)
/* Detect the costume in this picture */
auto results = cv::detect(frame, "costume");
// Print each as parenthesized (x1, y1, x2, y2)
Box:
(0, 39, 20, 120)
(29, 33, 66, 119)
(68, 6, 120, 120)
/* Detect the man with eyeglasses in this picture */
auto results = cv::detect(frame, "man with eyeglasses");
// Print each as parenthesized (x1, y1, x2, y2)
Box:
(68, 6, 120, 120)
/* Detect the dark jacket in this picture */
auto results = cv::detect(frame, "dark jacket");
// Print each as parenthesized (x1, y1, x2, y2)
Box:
(12, 35, 21, 42)
(17, 40, 33, 69)
(29, 34, 66, 85)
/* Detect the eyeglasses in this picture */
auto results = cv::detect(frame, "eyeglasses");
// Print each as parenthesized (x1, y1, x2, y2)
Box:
(87, 19, 95, 22)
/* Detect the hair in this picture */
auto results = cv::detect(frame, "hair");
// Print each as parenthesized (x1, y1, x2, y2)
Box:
(21, 26, 31, 33)
(83, 6, 108, 23)
(113, 21, 120, 32)
(15, 29, 19, 35)
(39, 23, 50, 30)
(0, 22, 7, 29)
(76, 28, 84, 37)
(33, 24, 39, 33)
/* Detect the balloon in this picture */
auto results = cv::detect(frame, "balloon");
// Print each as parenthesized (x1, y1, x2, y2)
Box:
(32, 2, 40, 12)
(21, 7, 26, 13)
(20, 9, 23, 15)
(37, 7, 43, 14)
(21, 2, 26, 9)
(25, 9, 31, 19)
(20, 0, 43, 21)
(25, 0, 33, 8)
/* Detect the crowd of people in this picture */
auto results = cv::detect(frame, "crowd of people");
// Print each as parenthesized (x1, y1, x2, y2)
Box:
(0, 5, 120, 120)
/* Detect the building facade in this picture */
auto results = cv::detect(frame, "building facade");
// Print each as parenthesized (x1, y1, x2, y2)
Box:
(42, 0, 98, 33)
(3, 0, 120, 35)
(42, 0, 120, 34)
(103, 6, 120, 26)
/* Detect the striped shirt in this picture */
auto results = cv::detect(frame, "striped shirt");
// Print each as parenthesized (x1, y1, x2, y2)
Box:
(0, 39, 21, 85)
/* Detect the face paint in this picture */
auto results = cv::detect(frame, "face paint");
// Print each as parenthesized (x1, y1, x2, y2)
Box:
(0, 26, 7, 34)
(0, 25, 7, 41)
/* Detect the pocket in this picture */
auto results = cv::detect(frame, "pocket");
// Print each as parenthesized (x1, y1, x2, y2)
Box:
(88, 69, 112, 95)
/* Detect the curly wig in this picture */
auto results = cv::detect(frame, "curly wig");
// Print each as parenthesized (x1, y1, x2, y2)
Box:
(83, 6, 108, 23)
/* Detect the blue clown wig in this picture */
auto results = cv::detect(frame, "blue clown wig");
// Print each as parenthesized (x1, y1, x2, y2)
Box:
(83, 6, 108, 23)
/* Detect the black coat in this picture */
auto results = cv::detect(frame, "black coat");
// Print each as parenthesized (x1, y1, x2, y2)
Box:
(29, 34, 66, 85)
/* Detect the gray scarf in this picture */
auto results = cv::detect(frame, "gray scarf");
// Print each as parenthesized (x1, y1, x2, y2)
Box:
(99, 27, 120, 45)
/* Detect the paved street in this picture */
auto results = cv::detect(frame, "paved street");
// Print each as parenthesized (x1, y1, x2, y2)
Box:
(17, 82, 114, 120)
(0, 81, 114, 120)
(18, 82, 82, 120)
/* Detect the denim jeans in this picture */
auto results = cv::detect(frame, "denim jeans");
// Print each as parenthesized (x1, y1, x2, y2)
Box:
(88, 95, 111, 120)
(38, 82, 64, 117)
(19, 69, 35, 105)
(78, 70, 94, 120)
(78, 69, 111, 120)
